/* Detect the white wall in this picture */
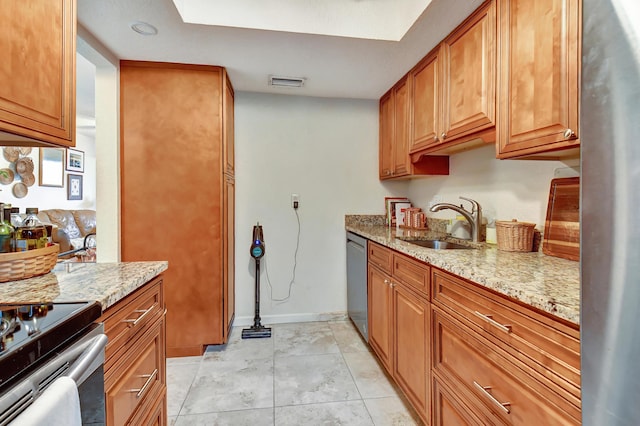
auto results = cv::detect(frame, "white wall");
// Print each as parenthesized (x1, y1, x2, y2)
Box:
(78, 26, 121, 262)
(0, 134, 96, 211)
(407, 145, 580, 229)
(235, 92, 407, 324)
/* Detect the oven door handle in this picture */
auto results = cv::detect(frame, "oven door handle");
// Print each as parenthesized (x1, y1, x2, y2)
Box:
(67, 334, 108, 384)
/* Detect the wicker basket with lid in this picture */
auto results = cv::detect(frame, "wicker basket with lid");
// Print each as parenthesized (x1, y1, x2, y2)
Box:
(496, 220, 536, 252)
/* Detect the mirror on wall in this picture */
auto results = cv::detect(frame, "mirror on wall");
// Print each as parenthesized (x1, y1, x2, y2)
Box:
(39, 148, 65, 187)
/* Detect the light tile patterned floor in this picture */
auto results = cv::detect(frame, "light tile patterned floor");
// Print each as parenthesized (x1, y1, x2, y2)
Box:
(167, 320, 422, 425)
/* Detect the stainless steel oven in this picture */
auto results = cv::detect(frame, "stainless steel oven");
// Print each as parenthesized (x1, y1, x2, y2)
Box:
(0, 302, 107, 425)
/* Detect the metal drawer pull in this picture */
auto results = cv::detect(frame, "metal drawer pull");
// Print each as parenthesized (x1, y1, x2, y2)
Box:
(474, 311, 512, 333)
(122, 305, 155, 326)
(130, 369, 158, 398)
(473, 381, 511, 414)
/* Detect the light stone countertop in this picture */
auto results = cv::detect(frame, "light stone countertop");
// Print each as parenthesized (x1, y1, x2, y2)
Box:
(0, 261, 168, 311)
(347, 221, 580, 325)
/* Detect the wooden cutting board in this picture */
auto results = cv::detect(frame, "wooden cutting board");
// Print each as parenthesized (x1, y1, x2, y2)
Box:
(543, 177, 580, 261)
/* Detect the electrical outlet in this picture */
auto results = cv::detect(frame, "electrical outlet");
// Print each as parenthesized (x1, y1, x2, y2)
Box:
(428, 195, 443, 209)
(291, 194, 299, 209)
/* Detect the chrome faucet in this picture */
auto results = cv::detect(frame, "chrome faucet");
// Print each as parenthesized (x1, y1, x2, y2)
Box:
(429, 197, 483, 242)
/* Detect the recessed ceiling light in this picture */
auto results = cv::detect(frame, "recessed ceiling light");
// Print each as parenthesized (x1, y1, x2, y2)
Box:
(269, 76, 306, 88)
(130, 21, 158, 36)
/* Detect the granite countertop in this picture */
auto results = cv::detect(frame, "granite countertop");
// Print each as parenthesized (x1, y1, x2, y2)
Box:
(0, 261, 168, 311)
(347, 218, 580, 325)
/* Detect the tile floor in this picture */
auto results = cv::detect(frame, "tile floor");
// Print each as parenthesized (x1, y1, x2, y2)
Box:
(167, 320, 422, 425)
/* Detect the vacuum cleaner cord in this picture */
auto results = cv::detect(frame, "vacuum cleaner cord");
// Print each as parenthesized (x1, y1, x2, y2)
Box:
(265, 208, 300, 302)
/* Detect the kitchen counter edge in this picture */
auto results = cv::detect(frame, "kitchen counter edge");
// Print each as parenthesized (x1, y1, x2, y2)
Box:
(0, 261, 169, 311)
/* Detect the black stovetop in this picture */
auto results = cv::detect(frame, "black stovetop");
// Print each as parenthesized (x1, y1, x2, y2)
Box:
(0, 301, 101, 392)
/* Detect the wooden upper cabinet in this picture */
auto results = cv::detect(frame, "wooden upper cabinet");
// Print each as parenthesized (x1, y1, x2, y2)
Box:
(0, 0, 76, 147)
(496, 0, 581, 159)
(379, 90, 394, 179)
(410, 49, 441, 152)
(392, 78, 411, 177)
(442, 0, 496, 142)
(409, 0, 496, 157)
(223, 72, 235, 176)
(380, 75, 450, 180)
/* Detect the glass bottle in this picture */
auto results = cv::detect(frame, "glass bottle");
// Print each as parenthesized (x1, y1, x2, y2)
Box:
(10, 207, 22, 228)
(0, 203, 15, 253)
(15, 208, 47, 251)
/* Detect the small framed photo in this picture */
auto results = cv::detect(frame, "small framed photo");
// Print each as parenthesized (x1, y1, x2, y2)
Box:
(67, 174, 83, 200)
(66, 148, 84, 173)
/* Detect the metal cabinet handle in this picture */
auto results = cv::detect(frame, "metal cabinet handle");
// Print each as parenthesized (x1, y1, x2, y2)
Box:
(473, 381, 511, 414)
(473, 311, 512, 334)
(129, 369, 158, 398)
(440, 132, 447, 140)
(122, 305, 155, 327)
(564, 128, 575, 139)
(384, 279, 390, 284)
(433, 135, 439, 142)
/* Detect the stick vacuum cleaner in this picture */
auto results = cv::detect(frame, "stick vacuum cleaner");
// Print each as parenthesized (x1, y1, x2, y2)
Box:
(242, 223, 272, 339)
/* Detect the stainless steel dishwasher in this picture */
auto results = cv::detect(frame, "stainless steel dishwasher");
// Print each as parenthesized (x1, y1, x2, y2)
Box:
(346, 231, 368, 341)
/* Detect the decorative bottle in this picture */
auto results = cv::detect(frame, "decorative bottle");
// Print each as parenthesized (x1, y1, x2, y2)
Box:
(0, 203, 15, 253)
(15, 208, 47, 251)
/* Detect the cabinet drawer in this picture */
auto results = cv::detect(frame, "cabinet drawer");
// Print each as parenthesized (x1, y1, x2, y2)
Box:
(433, 374, 489, 426)
(432, 307, 580, 425)
(368, 241, 393, 274)
(101, 277, 164, 373)
(106, 319, 164, 426)
(393, 253, 430, 297)
(431, 268, 580, 402)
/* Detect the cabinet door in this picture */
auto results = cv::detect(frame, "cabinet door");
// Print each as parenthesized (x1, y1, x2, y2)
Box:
(0, 0, 75, 146)
(379, 90, 394, 179)
(442, 0, 496, 141)
(393, 284, 430, 424)
(410, 50, 441, 152)
(223, 174, 235, 337)
(368, 265, 393, 373)
(223, 73, 235, 175)
(497, 0, 580, 158)
(392, 77, 411, 177)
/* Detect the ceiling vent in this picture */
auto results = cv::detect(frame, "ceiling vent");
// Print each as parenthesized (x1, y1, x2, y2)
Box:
(269, 76, 306, 88)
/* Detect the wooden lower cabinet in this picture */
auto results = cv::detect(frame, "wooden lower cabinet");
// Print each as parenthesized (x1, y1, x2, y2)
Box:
(100, 276, 167, 426)
(366, 241, 581, 425)
(368, 242, 431, 424)
(432, 375, 486, 426)
(368, 264, 394, 373)
(393, 284, 430, 423)
(432, 306, 579, 425)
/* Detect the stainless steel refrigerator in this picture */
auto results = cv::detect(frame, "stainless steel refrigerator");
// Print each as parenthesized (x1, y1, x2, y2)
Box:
(581, 0, 640, 424)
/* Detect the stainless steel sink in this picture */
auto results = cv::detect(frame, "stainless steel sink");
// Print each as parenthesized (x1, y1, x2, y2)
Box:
(401, 239, 474, 250)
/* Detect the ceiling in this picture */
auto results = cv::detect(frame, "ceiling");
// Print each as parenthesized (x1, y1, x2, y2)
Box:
(77, 0, 484, 100)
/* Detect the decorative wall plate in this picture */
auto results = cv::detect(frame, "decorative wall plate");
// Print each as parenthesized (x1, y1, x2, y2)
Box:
(12, 182, 27, 198)
(0, 168, 14, 185)
(2, 147, 19, 163)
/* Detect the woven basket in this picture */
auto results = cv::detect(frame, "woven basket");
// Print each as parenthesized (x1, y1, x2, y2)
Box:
(496, 220, 535, 252)
(0, 244, 59, 283)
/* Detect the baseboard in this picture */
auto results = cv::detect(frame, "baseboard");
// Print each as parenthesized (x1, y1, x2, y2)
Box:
(233, 311, 348, 327)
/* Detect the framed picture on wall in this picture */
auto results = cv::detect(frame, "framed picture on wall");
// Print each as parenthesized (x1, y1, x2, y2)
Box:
(66, 148, 84, 173)
(39, 148, 65, 187)
(67, 174, 83, 200)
